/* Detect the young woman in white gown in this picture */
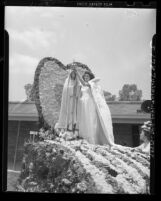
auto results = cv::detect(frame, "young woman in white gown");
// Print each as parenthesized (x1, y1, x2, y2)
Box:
(76, 70, 115, 146)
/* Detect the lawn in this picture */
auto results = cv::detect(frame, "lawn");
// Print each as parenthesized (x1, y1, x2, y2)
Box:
(7, 170, 20, 191)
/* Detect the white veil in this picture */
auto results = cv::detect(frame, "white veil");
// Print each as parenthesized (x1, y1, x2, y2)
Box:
(55, 69, 80, 130)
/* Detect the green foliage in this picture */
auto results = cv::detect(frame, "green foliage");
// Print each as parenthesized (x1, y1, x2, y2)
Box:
(24, 83, 34, 101)
(119, 84, 142, 101)
(103, 90, 116, 101)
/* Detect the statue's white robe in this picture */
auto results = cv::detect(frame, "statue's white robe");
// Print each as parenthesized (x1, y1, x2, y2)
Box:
(55, 70, 81, 131)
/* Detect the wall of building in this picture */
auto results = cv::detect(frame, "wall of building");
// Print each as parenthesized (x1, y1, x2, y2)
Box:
(7, 120, 141, 170)
(113, 123, 133, 146)
(8, 121, 38, 171)
(113, 123, 141, 147)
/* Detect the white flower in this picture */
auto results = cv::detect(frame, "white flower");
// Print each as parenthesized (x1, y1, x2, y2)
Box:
(75, 151, 114, 194)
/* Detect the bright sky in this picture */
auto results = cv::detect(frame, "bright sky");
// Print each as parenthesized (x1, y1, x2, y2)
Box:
(5, 7, 156, 101)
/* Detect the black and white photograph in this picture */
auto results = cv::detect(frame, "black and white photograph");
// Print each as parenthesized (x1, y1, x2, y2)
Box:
(5, 5, 156, 193)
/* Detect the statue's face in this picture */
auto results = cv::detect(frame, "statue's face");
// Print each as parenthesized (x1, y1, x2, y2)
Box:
(70, 71, 76, 80)
(84, 73, 90, 82)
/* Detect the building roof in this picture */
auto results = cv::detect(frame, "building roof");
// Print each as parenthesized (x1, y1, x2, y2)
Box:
(9, 101, 37, 116)
(9, 101, 38, 121)
(8, 101, 151, 124)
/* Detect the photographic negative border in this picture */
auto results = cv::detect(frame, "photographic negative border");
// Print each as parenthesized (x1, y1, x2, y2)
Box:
(1, 0, 157, 196)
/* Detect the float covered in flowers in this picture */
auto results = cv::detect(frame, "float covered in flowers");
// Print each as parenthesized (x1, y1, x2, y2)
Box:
(16, 58, 150, 194)
(16, 129, 150, 194)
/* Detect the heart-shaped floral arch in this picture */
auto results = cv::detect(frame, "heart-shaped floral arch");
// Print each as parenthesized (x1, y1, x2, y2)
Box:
(31, 57, 93, 129)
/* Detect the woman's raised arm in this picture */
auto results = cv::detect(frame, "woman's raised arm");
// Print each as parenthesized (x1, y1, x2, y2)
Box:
(76, 70, 90, 87)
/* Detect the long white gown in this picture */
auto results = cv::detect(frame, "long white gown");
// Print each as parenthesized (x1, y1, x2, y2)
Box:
(78, 85, 113, 145)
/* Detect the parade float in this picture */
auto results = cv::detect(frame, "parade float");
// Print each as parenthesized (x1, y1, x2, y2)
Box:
(16, 58, 150, 194)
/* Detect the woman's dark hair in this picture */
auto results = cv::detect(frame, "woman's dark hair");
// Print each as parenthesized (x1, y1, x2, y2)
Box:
(141, 121, 151, 142)
(82, 71, 95, 81)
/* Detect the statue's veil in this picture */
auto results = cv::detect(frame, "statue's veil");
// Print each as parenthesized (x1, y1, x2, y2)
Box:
(55, 69, 80, 130)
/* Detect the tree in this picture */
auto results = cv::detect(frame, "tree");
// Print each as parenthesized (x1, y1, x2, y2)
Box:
(119, 84, 142, 101)
(103, 90, 116, 101)
(24, 83, 34, 101)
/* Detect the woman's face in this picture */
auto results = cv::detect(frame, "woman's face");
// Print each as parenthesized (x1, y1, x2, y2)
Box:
(70, 71, 76, 80)
(140, 130, 146, 142)
(84, 73, 90, 82)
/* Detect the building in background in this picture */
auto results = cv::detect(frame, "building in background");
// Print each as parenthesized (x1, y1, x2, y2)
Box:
(8, 101, 150, 171)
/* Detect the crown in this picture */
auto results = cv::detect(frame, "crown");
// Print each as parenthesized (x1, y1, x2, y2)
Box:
(66, 62, 93, 76)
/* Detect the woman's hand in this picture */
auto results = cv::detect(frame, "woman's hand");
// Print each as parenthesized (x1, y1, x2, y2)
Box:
(75, 70, 81, 79)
